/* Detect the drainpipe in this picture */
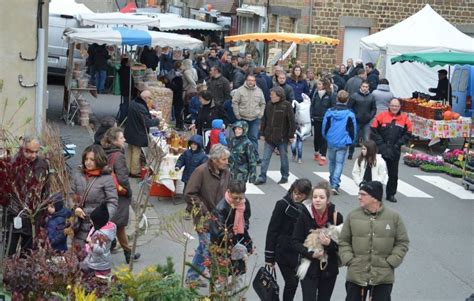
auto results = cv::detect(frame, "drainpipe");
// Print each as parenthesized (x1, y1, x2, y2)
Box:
(307, 0, 314, 69)
(35, 28, 46, 133)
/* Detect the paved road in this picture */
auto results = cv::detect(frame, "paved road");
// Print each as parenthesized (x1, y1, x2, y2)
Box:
(47, 82, 473, 301)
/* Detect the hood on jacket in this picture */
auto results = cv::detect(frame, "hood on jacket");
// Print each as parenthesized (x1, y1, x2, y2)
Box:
(376, 84, 390, 92)
(329, 106, 353, 121)
(231, 120, 248, 136)
(182, 59, 193, 70)
(188, 134, 204, 149)
(212, 119, 224, 129)
(96, 221, 116, 241)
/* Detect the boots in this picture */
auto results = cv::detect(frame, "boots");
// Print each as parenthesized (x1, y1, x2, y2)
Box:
(124, 249, 141, 264)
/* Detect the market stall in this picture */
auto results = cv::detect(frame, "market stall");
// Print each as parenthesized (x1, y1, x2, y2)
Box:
(62, 27, 202, 125)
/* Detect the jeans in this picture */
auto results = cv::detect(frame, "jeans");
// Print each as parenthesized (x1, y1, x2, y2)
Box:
(291, 136, 303, 160)
(245, 118, 260, 158)
(327, 146, 348, 188)
(349, 122, 371, 156)
(95, 70, 107, 93)
(313, 120, 327, 156)
(258, 142, 289, 181)
(186, 232, 210, 280)
(345, 281, 393, 301)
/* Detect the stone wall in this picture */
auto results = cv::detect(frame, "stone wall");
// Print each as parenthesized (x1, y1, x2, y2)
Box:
(244, 0, 474, 73)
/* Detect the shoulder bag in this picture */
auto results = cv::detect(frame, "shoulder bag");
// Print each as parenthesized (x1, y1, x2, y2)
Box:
(253, 265, 279, 301)
(109, 152, 128, 196)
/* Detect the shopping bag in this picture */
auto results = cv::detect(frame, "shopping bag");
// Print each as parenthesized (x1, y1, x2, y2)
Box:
(252, 265, 279, 301)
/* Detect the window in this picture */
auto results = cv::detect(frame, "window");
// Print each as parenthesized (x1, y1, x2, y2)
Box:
(459, 69, 469, 92)
(343, 27, 369, 62)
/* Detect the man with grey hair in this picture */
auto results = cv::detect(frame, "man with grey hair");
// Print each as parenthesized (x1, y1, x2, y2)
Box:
(184, 143, 231, 286)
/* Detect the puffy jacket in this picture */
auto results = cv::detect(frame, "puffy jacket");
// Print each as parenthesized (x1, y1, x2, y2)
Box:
(232, 68, 246, 90)
(351, 91, 377, 125)
(182, 59, 198, 92)
(351, 154, 388, 186)
(232, 83, 266, 121)
(124, 97, 160, 147)
(367, 69, 380, 92)
(339, 205, 409, 286)
(175, 135, 208, 183)
(372, 84, 394, 112)
(311, 90, 333, 121)
(278, 83, 295, 102)
(322, 104, 357, 148)
(46, 205, 72, 252)
(261, 97, 296, 145)
(286, 77, 309, 102)
(371, 111, 412, 161)
(292, 201, 343, 278)
(83, 221, 117, 271)
(209, 119, 227, 150)
(208, 75, 231, 106)
(265, 194, 303, 267)
(229, 121, 257, 183)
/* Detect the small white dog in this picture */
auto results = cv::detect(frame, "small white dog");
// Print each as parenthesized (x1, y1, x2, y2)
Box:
(296, 224, 343, 280)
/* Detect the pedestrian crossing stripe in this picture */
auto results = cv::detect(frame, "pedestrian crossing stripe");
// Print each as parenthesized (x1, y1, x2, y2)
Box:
(415, 175, 473, 200)
(245, 182, 265, 195)
(313, 172, 433, 198)
(267, 171, 298, 191)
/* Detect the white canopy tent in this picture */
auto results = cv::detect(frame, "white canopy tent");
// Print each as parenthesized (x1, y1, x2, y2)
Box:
(135, 12, 223, 31)
(360, 4, 474, 97)
(79, 12, 161, 28)
(49, 0, 93, 17)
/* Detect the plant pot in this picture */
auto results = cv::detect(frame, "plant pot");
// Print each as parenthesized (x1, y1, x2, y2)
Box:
(420, 164, 444, 173)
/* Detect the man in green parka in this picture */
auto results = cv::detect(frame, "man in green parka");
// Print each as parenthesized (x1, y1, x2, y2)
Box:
(339, 181, 409, 301)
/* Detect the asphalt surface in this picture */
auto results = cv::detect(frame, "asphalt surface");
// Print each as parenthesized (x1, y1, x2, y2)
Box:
(46, 78, 473, 301)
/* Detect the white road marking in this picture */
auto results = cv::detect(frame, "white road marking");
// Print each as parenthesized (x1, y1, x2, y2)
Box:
(397, 179, 433, 198)
(267, 171, 298, 191)
(245, 182, 265, 195)
(313, 172, 359, 195)
(415, 175, 473, 199)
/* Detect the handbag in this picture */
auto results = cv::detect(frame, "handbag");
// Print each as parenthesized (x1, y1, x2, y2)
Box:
(253, 265, 279, 301)
(109, 152, 128, 196)
(72, 177, 97, 234)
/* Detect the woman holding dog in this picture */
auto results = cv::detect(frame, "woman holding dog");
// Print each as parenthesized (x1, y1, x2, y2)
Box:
(292, 181, 344, 301)
(265, 179, 312, 301)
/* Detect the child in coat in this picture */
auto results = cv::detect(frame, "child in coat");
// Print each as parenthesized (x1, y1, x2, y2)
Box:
(81, 203, 116, 277)
(208, 119, 227, 151)
(291, 94, 312, 163)
(229, 121, 257, 184)
(46, 194, 72, 252)
(175, 134, 208, 186)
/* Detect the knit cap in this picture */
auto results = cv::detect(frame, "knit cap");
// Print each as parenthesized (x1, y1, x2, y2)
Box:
(90, 203, 109, 230)
(360, 181, 384, 202)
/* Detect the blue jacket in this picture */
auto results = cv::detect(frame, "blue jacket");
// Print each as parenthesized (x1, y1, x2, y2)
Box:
(189, 95, 201, 122)
(322, 104, 357, 148)
(256, 72, 271, 102)
(286, 77, 309, 102)
(46, 205, 72, 252)
(175, 135, 208, 183)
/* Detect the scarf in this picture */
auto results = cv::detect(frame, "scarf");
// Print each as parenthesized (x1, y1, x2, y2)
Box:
(225, 191, 246, 235)
(312, 205, 328, 228)
(85, 168, 101, 179)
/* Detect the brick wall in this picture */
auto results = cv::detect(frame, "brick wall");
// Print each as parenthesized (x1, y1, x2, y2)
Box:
(261, 0, 474, 73)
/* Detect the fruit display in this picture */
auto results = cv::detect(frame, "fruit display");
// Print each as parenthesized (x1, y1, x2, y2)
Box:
(401, 98, 456, 120)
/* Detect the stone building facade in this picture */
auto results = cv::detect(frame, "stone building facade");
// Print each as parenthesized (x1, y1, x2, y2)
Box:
(241, 0, 474, 74)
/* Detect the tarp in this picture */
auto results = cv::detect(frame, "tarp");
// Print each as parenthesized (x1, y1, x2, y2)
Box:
(135, 12, 223, 31)
(65, 27, 203, 49)
(49, 0, 93, 17)
(360, 4, 474, 97)
(224, 32, 339, 46)
(120, 2, 137, 13)
(391, 52, 474, 67)
(79, 12, 161, 27)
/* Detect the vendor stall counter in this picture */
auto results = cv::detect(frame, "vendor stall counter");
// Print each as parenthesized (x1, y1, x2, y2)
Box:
(408, 113, 472, 145)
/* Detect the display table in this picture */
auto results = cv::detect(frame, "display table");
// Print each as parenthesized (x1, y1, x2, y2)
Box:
(408, 113, 472, 143)
(63, 87, 97, 126)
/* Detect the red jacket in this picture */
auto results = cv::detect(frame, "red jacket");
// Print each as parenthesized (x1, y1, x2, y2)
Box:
(371, 111, 412, 160)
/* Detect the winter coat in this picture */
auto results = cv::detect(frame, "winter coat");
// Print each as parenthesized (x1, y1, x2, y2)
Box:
(261, 97, 296, 145)
(194, 62, 209, 83)
(371, 111, 412, 161)
(209, 119, 227, 151)
(165, 70, 184, 106)
(292, 201, 343, 278)
(195, 100, 227, 136)
(232, 68, 246, 90)
(332, 72, 347, 93)
(83, 221, 117, 271)
(159, 52, 173, 74)
(278, 83, 295, 102)
(188, 95, 201, 122)
(256, 72, 272, 102)
(322, 104, 357, 148)
(372, 84, 394, 112)
(351, 91, 377, 125)
(367, 69, 380, 92)
(293, 99, 312, 140)
(345, 76, 363, 97)
(175, 135, 208, 183)
(339, 205, 409, 286)
(347, 63, 364, 79)
(311, 90, 333, 122)
(140, 47, 158, 70)
(265, 194, 303, 267)
(93, 45, 110, 71)
(208, 75, 231, 106)
(184, 161, 230, 225)
(46, 206, 72, 252)
(182, 59, 198, 93)
(118, 65, 138, 98)
(351, 154, 388, 186)
(124, 97, 160, 147)
(71, 168, 118, 243)
(206, 56, 221, 69)
(103, 147, 132, 227)
(232, 83, 266, 121)
(286, 77, 309, 103)
(229, 121, 258, 183)
(221, 62, 234, 82)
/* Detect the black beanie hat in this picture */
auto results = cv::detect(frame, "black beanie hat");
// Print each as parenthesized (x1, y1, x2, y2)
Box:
(90, 203, 109, 230)
(48, 192, 64, 212)
(360, 181, 384, 202)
